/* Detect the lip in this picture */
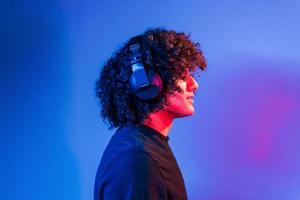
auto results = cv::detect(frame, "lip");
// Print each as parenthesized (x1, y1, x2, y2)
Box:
(186, 96, 194, 104)
(186, 95, 194, 99)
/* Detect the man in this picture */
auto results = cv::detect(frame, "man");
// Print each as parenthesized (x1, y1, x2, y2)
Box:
(94, 28, 207, 200)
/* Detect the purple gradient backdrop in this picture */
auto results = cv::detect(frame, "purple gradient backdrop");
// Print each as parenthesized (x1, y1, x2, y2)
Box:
(1, 0, 300, 199)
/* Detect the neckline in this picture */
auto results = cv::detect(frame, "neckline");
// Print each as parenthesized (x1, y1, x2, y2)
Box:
(123, 123, 170, 142)
(140, 124, 170, 142)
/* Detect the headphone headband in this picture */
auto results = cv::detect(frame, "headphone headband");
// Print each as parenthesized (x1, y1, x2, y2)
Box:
(129, 44, 142, 65)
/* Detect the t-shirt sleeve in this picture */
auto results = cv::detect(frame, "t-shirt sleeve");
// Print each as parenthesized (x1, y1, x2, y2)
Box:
(97, 149, 168, 200)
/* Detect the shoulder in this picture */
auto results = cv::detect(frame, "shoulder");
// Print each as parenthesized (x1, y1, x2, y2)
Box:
(96, 126, 150, 176)
(110, 125, 147, 149)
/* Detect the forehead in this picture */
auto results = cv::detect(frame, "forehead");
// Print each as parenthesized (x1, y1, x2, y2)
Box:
(184, 68, 201, 83)
(191, 66, 202, 74)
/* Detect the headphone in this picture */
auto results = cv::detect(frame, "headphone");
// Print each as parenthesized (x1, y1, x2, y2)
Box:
(128, 37, 163, 100)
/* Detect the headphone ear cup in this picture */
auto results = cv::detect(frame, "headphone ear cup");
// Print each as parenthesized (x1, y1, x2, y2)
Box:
(147, 69, 163, 93)
(129, 73, 138, 93)
(129, 69, 163, 100)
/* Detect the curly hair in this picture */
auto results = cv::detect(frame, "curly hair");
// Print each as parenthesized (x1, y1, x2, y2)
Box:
(95, 28, 207, 130)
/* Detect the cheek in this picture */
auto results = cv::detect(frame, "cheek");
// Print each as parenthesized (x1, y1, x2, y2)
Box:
(164, 92, 195, 117)
(166, 92, 187, 108)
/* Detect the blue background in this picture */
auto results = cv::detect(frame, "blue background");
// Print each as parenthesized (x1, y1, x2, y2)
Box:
(1, 0, 300, 199)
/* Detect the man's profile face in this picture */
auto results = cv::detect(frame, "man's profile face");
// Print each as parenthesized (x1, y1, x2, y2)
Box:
(163, 71, 199, 118)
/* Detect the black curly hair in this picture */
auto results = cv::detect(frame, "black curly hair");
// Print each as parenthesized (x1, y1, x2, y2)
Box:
(96, 28, 207, 130)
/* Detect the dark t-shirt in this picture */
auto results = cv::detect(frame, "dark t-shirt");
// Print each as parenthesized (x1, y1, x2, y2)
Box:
(94, 123, 188, 200)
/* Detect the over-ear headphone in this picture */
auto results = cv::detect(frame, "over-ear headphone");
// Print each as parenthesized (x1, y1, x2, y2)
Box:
(128, 37, 163, 100)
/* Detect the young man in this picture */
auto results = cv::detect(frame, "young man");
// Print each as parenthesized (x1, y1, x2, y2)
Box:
(94, 28, 207, 200)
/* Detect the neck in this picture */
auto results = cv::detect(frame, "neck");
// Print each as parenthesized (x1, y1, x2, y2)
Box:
(143, 110, 174, 137)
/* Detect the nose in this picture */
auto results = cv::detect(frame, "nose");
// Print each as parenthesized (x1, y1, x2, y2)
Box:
(187, 75, 198, 93)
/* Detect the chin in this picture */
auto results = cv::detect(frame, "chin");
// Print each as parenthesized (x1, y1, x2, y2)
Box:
(184, 104, 195, 115)
(174, 108, 195, 118)
(166, 101, 196, 118)
(185, 109, 195, 116)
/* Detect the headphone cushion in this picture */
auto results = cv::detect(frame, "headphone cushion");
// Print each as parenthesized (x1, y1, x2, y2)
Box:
(129, 69, 163, 99)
